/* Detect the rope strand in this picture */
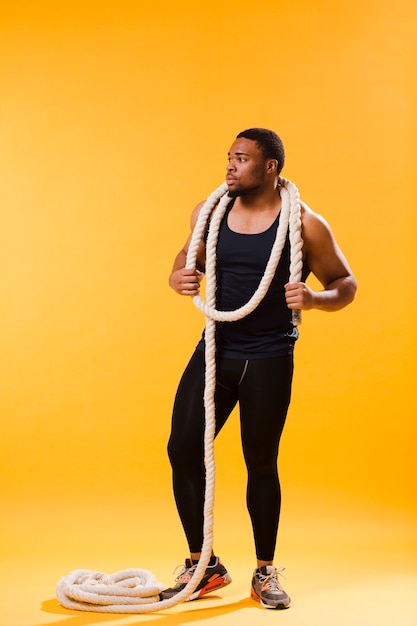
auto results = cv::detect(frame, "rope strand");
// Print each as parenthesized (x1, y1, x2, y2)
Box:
(56, 179, 303, 613)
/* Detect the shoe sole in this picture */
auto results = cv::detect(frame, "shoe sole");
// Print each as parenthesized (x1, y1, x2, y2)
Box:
(250, 587, 291, 609)
(188, 573, 232, 601)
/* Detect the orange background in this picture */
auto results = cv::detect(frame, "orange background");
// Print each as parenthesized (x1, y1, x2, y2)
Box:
(0, 1, 416, 625)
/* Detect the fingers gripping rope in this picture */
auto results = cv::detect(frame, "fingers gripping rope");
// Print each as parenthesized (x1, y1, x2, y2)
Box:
(56, 180, 303, 614)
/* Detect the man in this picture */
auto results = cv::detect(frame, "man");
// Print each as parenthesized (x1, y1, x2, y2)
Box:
(162, 128, 357, 609)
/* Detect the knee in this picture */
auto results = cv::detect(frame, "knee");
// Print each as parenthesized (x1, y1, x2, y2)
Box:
(244, 434, 279, 470)
(247, 462, 278, 479)
(244, 450, 279, 478)
(167, 437, 181, 468)
(167, 436, 203, 471)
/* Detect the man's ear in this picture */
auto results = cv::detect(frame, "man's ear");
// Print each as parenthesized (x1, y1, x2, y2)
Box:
(267, 159, 278, 172)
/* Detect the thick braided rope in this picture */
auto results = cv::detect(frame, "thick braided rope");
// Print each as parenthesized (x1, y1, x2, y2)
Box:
(187, 178, 303, 322)
(56, 569, 164, 612)
(56, 179, 303, 614)
(182, 177, 303, 604)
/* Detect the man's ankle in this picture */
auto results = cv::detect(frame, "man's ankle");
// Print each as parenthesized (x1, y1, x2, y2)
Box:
(189, 554, 217, 566)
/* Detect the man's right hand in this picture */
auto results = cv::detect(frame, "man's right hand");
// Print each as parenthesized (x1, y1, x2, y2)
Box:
(169, 268, 204, 296)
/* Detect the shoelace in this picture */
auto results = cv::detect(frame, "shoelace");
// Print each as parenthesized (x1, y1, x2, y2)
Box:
(259, 566, 287, 592)
(173, 563, 198, 585)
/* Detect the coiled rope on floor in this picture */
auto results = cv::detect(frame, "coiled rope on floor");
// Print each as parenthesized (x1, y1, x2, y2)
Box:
(56, 178, 303, 613)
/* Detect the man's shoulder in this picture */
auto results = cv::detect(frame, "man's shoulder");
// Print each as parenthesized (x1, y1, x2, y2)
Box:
(300, 201, 330, 231)
(190, 200, 207, 227)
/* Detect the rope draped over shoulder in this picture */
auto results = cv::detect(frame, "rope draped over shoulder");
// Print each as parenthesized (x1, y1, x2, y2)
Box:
(186, 178, 303, 321)
(183, 177, 303, 608)
(56, 178, 303, 614)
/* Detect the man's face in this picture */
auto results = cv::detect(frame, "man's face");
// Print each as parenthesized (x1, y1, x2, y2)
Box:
(225, 138, 268, 197)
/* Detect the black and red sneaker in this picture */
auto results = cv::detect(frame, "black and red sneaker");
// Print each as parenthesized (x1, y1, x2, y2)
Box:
(160, 556, 232, 601)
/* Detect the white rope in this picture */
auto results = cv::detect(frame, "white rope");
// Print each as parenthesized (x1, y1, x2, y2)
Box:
(56, 569, 164, 613)
(187, 178, 303, 322)
(179, 177, 303, 606)
(56, 178, 303, 614)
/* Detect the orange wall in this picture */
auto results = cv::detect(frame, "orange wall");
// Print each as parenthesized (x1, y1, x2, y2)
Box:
(0, 1, 415, 527)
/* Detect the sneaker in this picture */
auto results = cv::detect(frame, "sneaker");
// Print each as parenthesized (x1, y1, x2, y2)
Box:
(251, 565, 291, 609)
(160, 556, 232, 601)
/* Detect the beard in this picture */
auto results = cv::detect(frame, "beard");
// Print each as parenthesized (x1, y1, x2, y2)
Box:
(227, 183, 260, 198)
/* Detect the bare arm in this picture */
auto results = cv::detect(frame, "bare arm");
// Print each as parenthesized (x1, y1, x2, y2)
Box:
(285, 202, 357, 312)
(168, 201, 206, 296)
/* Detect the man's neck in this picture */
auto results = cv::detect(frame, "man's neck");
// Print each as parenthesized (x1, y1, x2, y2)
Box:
(234, 185, 280, 213)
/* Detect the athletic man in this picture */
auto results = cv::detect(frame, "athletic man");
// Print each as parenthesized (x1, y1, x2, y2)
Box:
(162, 128, 357, 609)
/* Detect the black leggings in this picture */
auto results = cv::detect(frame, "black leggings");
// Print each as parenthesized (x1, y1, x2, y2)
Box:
(168, 349, 293, 562)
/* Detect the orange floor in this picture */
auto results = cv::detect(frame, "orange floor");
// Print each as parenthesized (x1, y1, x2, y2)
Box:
(1, 494, 416, 626)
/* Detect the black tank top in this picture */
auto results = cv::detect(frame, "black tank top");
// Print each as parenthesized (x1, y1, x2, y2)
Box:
(197, 202, 310, 359)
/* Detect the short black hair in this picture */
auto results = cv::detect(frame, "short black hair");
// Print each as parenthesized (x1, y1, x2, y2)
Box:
(236, 128, 285, 174)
